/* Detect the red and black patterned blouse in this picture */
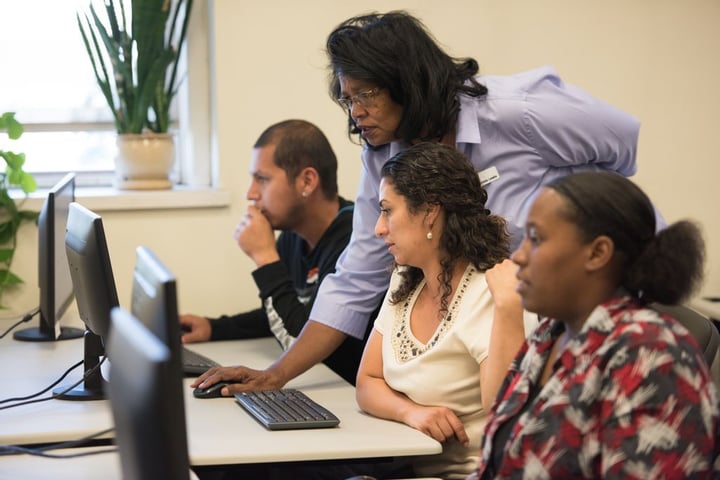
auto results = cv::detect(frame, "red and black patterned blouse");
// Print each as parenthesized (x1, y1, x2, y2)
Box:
(473, 295, 720, 479)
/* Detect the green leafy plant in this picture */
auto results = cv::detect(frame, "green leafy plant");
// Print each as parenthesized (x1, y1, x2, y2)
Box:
(77, 0, 194, 134)
(0, 112, 39, 308)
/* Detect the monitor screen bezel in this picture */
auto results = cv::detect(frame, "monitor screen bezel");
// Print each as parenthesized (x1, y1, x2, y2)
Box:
(108, 306, 190, 480)
(131, 246, 184, 380)
(64, 201, 119, 339)
(14, 172, 83, 342)
(53, 202, 120, 400)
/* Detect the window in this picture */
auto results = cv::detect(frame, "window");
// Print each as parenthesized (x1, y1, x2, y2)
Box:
(0, 0, 211, 189)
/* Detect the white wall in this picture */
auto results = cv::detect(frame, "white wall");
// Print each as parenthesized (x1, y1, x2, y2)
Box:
(8, 0, 720, 320)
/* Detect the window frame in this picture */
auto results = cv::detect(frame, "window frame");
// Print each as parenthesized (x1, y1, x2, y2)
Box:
(4, 0, 213, 191)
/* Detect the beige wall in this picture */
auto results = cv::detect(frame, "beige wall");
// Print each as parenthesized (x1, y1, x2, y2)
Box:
(8, 0, 720, 320)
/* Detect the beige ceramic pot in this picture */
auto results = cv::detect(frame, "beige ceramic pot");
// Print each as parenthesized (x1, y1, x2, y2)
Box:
(115, 132, 175, 190)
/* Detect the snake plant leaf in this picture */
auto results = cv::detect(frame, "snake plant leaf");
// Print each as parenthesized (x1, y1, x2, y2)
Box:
(77, 0, 193, 134)
(165, 0, 192, 97)
(89, 2, 138, 132)
(135, 51, 174, 131)
(133, 0, 169, 83)
(77, 11, 122, 130)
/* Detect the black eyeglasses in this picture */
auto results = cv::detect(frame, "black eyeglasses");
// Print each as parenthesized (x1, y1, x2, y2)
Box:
(337, 87, 382, 111)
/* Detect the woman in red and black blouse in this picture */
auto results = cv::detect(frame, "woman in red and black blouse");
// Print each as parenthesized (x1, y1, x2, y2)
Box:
(473, 171, 719, 479)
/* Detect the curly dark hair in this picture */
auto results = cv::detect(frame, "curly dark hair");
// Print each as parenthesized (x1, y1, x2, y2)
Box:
(548, 171, 705, 304)
(326, 11, 487, 145)
(381, 143, 510, 315)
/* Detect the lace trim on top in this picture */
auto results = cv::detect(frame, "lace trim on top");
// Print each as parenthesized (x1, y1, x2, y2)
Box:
(391, 265, 476, 363)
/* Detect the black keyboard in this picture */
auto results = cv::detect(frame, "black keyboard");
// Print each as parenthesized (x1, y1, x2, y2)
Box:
(182, 347, 220, 376)
(234, 389, 340, 430)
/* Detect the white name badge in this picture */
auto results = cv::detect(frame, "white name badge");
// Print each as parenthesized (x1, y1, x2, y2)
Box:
(478, 166, 500, 187)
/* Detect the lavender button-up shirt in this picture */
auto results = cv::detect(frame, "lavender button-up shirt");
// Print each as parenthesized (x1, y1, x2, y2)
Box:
(311, 65, 641, 338)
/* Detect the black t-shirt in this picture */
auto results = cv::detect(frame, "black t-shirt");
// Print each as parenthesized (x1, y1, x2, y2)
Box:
(210, 197, 373, 384)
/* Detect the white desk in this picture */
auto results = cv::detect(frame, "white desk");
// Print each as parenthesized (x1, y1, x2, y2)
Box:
(184, 337, 442, 465)
(0, 311, 441, 471)
(0, 448, 122, 480)
(0, 447, 200, 480)
(0, 315, 113, 446)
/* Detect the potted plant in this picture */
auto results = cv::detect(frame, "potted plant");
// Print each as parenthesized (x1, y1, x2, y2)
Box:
(0, 112, 39, 308)
(77, 0, 194, 189)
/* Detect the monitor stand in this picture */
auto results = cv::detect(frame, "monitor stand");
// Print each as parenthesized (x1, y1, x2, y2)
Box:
(13, 325, 85, 342)
(53, 330, 106, 401)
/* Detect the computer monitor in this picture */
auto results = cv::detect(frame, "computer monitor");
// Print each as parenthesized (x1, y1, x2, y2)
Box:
(13, 173, 84, 342)
(108, 307, 191, 480)
(130, 245, 183, 377)
(53, 202, 119, 400)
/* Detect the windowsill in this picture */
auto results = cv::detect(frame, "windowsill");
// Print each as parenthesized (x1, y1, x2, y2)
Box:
(14, 185, 232, 212)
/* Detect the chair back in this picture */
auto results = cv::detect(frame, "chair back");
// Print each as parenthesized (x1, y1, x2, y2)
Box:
(652, 303, 720, 388)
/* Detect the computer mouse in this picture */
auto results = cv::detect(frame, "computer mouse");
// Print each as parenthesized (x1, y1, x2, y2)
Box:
(193, 381, 231, 399)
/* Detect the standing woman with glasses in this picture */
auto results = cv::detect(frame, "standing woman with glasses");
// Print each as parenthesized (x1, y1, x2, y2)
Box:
(307, 10, 648, 384)
(202, 10, 651, 397)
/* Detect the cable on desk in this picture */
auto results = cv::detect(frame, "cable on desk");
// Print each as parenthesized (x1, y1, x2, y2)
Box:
(0, 427, 117, 458)
(0, 446, 118, 459)
(0, 307, 40, 339)
(0, 360, 83, 404)
(0, 356, 107, 411)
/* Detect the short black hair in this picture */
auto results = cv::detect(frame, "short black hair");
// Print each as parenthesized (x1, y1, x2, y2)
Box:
(254, 119, 338, 199)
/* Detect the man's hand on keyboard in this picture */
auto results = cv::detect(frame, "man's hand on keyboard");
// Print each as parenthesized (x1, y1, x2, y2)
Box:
(179, 314, 212, 343)
(190, 365, 285, 394)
